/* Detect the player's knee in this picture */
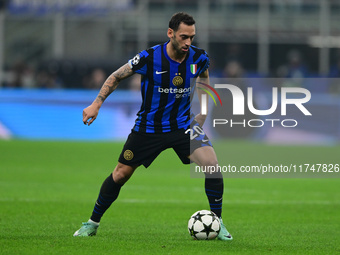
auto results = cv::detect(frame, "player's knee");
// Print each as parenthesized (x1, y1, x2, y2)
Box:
(200, 158, 221, 176)
(201, 158, 218, 167)
(112, 163, 135, 185)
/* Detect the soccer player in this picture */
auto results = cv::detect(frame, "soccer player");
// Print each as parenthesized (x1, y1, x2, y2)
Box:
(74, 12, 232, 241)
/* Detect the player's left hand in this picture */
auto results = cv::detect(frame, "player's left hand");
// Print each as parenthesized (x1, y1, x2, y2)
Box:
(194, 113, 206, 127)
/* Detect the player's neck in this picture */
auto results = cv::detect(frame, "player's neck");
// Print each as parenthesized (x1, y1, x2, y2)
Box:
(166, 43, 187, 63)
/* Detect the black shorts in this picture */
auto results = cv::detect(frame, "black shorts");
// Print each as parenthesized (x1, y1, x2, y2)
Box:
(118, 120, 212, 168)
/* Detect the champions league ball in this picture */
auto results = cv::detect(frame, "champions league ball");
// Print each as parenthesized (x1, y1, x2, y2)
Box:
(188, 210, 221, 240)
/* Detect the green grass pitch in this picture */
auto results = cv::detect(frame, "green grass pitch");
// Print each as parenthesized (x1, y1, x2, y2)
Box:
(0, 140, 339, 255)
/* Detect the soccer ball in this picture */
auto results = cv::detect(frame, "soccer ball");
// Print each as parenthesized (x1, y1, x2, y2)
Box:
(188, 210, 221, 240)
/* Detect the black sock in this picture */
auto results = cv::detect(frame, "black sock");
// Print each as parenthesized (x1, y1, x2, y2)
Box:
(90, 174, 122, 223)
(205, 172, 224, 218)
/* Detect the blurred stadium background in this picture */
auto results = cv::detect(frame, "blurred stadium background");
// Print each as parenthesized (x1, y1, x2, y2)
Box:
(0, 0, 340, 142)
(1, 2, 339, 254)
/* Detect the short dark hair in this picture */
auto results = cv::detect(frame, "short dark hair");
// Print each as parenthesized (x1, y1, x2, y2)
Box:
(169, 12, 195, 31)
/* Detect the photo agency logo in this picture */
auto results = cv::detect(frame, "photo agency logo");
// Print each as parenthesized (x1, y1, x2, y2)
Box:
(197, 81, 312, 128)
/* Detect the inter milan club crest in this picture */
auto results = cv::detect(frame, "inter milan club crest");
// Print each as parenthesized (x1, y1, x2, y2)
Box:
(123, 150, 134, 160)
(172, 74, 183, 86)
(190, 64, 197, 75)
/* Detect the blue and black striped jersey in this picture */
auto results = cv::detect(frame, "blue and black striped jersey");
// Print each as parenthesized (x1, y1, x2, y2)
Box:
(128, 41, 209, 133)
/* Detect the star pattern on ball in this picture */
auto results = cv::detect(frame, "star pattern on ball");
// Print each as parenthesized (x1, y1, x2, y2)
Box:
(199, 222, 214, 239)
(190, 228, 200, 239)
(193, 211, 204, 222)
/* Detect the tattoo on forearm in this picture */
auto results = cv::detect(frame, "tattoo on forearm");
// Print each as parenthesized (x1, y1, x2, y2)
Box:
(97, 95, 105, 103)
(94, 64, 133, 103)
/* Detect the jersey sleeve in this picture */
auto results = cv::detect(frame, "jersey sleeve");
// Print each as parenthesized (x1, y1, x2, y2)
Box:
(128, 50, 149, 75)
(199, 51, 210, 76)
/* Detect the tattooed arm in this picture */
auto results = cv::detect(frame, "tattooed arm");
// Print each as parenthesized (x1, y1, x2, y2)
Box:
(83, 63, 134, 126)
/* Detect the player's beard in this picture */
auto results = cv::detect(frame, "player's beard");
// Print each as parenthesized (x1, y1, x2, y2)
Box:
(171, 36, 187, 57)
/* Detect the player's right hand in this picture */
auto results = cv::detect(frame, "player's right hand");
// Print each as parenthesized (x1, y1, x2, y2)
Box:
(82, 104, 100, 126)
